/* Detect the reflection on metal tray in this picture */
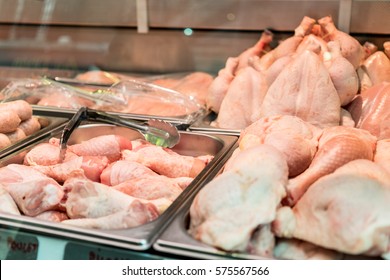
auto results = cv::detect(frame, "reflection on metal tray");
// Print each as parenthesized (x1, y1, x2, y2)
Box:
(189, 111, 241, 136)
(32, 105, 201, 130)
(0, 123, 237, 251)
(0, 112, 69, 159)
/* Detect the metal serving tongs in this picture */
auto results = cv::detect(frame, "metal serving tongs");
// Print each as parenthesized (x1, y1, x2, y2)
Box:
(59, 107, 181, 160)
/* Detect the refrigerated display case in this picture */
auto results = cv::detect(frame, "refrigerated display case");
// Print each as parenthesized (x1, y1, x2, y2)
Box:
(0, 0, 389, 260)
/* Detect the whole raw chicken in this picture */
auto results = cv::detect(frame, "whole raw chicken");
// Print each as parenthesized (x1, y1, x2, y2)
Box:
(259, 50, 341, 128)
(273, 160, 390, 259)
(189, 145, 288, 256)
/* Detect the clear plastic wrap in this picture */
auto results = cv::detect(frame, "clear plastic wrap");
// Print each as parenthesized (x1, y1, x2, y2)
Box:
(0, 76, 205, 122)
(0, 78, 127, 110)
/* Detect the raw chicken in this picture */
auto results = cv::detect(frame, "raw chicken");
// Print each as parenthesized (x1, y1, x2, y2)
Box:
(65, 153, 110, 182)
(206, 57, 239, 113)
(206, 30, 272, 113)
(295, 34, 328, 57)
(273, 170, 390, 258)
(62, 200, 158, 230)
(331, 159, 390, 186)
(374, 139, 390, 175)
(264, 54, 293, 86)
(323, 41, 359, 106)
(121, 145, 211, 178)
(234, 30, 273, 73)
(120, 95, 196, 117)
(75, 70, 121, 84)
(294, 16, 316, 37)
(64, 174, 171, 219)
(285, 126, 377, 206)
(348, 82, 390, 140)
(0, 164, 64, 216)
(162, 72, 214, 106)
(189, 145, 288, 254)
(100, 160, 158, 185)
(357, 66, 373, 92)
(37, 92, 95, 109)
(113, 177, 183, 202)
(30, 142, 56, 162)
(31, 157, 82, 183)
(362, 51, 390, 85)
(0, 185, 20, 215)
(67, 134, 132, 162)
(212, 65, 268, 129)
(100, 160, 184, 201)
(318, 16, 364, 68)
(259, 50, 341, 129)
(362, 41, 378, 60)
(340, 108, 355, 127)
(246, 224, 275, 257)
(255, 16, 314, 72)
(239, 115, 322, 177)
(273, 239, 343, 260)
(385, 41, 390, 59)
(34, 211, 69, 222)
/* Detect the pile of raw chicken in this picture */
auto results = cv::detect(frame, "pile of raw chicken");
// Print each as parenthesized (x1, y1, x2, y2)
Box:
(0, 133, 213, 230)
(0, 100, 42, 149)
(190, 16, 390, 260)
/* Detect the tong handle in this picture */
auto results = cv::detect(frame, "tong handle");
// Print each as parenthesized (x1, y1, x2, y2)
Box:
(59, 107, 88, 160)
(86, 109, 147, 132)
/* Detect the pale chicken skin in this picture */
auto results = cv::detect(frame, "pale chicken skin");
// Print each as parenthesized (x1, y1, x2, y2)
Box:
(62, 200, 158, 230)
(259, 50, 341, 129)
(318, 16, 364, 69)
(273, 171, 390, 258)
(348, 82, 390, 140)
(34, 211, 69, 222)
(189, 145, 288, 256)
(63, 174, 171, 219)
(285, 126, 377, 206)
(0, 164, 64, 216)
(334, 159, 390, 186)
(374, 139, 390, 176)
(239, 115, 322, 177)
(113, 177, 183, 202)
(22, 137, 63, 166)
(212, 65, 269, 129)
(0, 185, 21, 215)
(121, 144, 211, 178)
(100, 160, 185, 201)
(25, 138, 110, 182)
(100, 160, 158, 185)
(273, 239, 343, 260)
(206, 57, 239, 113)
(68, 134, 132, 162)
(206, 30, 272, 114)
(362, 51, 390, 85)
(323, 41, 359, 106)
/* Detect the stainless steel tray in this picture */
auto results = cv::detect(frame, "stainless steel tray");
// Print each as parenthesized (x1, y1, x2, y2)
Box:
(0, 112, 69, 159)
(153, 145, 267, 260)
(0, 123, 237, 251)
(189, 112, 241, 136)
